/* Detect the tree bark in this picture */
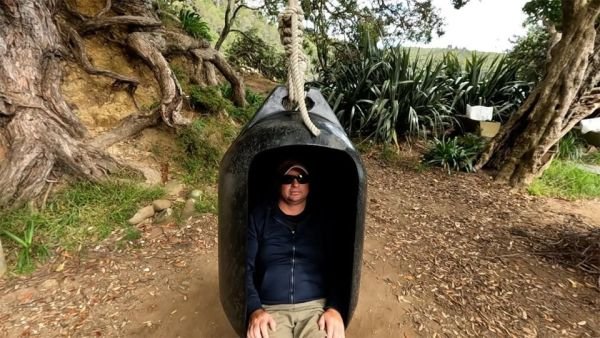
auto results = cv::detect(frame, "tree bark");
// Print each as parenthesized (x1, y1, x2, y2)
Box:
(476, 1, 600, 187)
(0, 1, 124, 208)
(0, 0, 247, 209)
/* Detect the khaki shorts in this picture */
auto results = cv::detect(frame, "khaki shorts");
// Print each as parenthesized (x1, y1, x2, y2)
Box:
(262, 299, 327, 338)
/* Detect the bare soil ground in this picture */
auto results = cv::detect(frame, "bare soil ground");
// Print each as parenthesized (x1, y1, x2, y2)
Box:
(1, 151, 598, 338)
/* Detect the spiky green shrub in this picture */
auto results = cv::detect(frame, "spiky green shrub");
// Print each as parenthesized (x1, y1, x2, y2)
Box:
(445, 53, 531, 122)
(319, 43, 531, 144)
(320, 43, 385, 136)
(367, 48, 455, 142)
(558, 131, 586, 161)
(189, 85, 231, 114)
(424, 135, 485, 173)
(179, 9, 212, 41)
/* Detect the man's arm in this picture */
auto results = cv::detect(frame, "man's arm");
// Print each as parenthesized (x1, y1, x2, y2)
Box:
(246, 210, 278, 338)
(246, 214, 263, 316)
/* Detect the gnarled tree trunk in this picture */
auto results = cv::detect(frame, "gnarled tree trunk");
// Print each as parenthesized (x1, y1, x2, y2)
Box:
(476, 0, 600, 187)
(0, 0, 246, 209)
(0, 2, 123, 207)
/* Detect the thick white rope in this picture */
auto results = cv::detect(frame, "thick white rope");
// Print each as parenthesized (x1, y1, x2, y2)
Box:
(278, 0, 320, 136)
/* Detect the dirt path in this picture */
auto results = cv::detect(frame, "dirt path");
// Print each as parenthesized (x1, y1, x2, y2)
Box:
(1, 155, 599, 337)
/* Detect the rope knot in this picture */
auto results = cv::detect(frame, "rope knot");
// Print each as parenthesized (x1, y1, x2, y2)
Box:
(278, 0, 320, 137)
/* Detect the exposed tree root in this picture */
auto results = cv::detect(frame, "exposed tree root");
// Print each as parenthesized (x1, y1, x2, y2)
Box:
(127, 32, 185, 127)
(91, 110, 161, 149)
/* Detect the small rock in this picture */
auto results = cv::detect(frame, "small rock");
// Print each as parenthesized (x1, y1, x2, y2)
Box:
(189, 190, 202, 199)
(152, 199, 172, 211)
(128, 205, 155, 225)
(39, 279, 59, 291)
(181, 198, 197, 220)
(165, 181, 185, 198)
(154, 208, 174, 224)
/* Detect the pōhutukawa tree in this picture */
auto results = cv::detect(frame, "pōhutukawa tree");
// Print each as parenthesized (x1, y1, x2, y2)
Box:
(0, 0, 246, 209)
(476, 0, 600, 187)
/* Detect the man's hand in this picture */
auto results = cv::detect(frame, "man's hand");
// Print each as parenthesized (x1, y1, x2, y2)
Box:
(247, 308, 277, 338)
(318, 308, 345, 338)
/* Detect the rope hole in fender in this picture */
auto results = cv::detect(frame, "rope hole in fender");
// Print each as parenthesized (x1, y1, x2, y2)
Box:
(282, 95, 315, 112)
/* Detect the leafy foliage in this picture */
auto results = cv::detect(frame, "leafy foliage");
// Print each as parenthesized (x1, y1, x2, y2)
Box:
(226, 29, 286, 81)
(507, 27, 551, 83)
(220, 84, 265, 122)
(189, 85, 231, 114)
(424, 135, 486, 173)
(176, 119, 223, 184)
(179, 9, 213, 41)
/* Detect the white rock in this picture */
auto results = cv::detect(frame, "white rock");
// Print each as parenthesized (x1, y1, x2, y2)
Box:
(152, 199, 172, 211)
(128, 205, 155, 225)
(189, 190, 202, 199)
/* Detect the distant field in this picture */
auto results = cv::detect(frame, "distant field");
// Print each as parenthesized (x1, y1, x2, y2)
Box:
(403, 46, 503, 65)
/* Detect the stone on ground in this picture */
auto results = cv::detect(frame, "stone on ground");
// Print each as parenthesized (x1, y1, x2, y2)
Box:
(181, 198, 197, 220)
(152, 199, 172, 211)
(128, 205, 155, 225)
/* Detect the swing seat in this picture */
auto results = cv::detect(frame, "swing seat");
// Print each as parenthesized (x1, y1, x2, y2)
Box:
(218, 86, 367, 336)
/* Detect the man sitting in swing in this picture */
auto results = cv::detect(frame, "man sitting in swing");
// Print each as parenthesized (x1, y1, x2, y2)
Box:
(246, 160, 345, 338)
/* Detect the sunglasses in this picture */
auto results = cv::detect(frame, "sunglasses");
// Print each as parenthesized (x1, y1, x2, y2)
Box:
(280, 174, 310, 184)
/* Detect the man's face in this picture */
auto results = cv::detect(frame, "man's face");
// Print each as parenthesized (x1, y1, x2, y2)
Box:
(279, 168, 310, 205)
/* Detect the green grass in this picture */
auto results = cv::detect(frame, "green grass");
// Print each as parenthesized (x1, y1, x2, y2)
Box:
(189, 85, 232, 114)
(176, 117, 232, 185)
(220, 84, 265, 123)
(194, 192, 218, 214)
(529, 160, 600, 199)
(0, 180, 164, 272)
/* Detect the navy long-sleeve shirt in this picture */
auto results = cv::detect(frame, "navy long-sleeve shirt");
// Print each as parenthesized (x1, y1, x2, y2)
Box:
(246, 203, 342, 317)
